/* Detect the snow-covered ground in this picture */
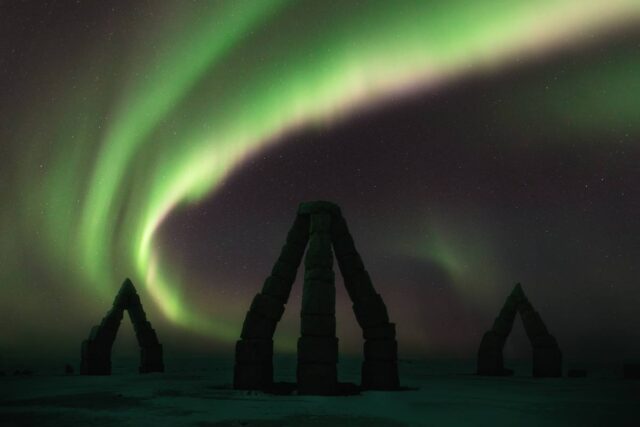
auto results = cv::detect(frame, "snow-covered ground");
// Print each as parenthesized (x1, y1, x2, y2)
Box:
(1, 357, 638, 426)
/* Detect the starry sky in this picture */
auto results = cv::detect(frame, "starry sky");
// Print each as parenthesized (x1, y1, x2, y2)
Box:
(1, 1, 640, 366)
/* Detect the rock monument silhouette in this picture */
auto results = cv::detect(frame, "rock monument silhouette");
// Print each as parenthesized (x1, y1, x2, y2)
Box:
(80, 278, 164, 375)
(477, 283, 562, 377)
(234, 201, 399, 394)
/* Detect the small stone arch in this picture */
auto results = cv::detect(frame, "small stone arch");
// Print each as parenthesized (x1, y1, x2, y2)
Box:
(234, 201, 399, 394)
(477, 283, 562, 377)
(80, 278, 164, 375)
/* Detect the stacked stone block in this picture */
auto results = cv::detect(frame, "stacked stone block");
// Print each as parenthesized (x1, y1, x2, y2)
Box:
(297, 204, 339, 395)
(332, 214, 399, 390)
(80, 308, 123, 375)
(81, 278, 163, 375)
(233, 214, 309, 390)
(477, 284, 522, 376)
(519, 298, 562, 378)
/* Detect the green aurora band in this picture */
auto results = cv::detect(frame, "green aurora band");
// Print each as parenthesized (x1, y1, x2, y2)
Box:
(4, 1, 640, 345)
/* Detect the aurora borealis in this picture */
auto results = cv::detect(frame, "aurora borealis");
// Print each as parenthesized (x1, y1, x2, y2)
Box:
(2, 1, 640, 365)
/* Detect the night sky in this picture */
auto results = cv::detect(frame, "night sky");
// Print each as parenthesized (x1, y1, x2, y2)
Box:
(1, 1, 640, 366)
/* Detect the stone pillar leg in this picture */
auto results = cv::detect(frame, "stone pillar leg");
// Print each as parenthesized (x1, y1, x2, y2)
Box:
(477, 284, 522, 376)
(134, 320, 164, 373)
(80, 308, 123, 375)
(477, 331, 506, 376)
(331, 214, 399, 390)
(129, 291, 164, 374)
(297, 203, 338, 395)
(520, 299, 562, 378)
(234, 214, 309, 390)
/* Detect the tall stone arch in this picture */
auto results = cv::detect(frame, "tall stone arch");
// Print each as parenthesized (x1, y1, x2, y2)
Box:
(234, 201, 399, 394)
(477, 283, 562, 377)
(80, 278, 164, 375)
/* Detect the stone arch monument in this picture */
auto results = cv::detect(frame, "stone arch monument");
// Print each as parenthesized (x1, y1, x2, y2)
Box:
(234, 201, 399, 394)
(477, 283, 562, 377)
(80, 278, 164, 375)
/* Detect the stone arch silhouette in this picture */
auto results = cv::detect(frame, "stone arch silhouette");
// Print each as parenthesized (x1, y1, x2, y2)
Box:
(477, 283, 562, 377)
(80, 278, 164, 375)
(234, 201, 399, 394)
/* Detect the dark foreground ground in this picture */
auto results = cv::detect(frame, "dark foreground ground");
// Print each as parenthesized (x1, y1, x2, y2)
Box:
(1, 358, 638, 426)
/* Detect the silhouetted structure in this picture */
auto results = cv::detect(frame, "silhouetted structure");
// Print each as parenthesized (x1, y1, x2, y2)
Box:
(234, 201, 399, 394)
(477, 283, 562, 377)
(80, 278, 164, 375)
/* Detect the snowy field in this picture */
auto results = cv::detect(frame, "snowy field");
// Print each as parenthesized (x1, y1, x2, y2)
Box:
(1, 357, 638, 426)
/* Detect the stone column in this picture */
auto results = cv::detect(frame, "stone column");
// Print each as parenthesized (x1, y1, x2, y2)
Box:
(129, 312, 163, 373)
(80, 307, 123, 375)
(121, 280, 164, 374)
(233, 214, 309, 390)
(477, 283, 523, 376)
(331, 213, 399, 390)
(519, 298, 562, 377)
(81, 280, 130, 375)
(297, 202, 339, 395)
